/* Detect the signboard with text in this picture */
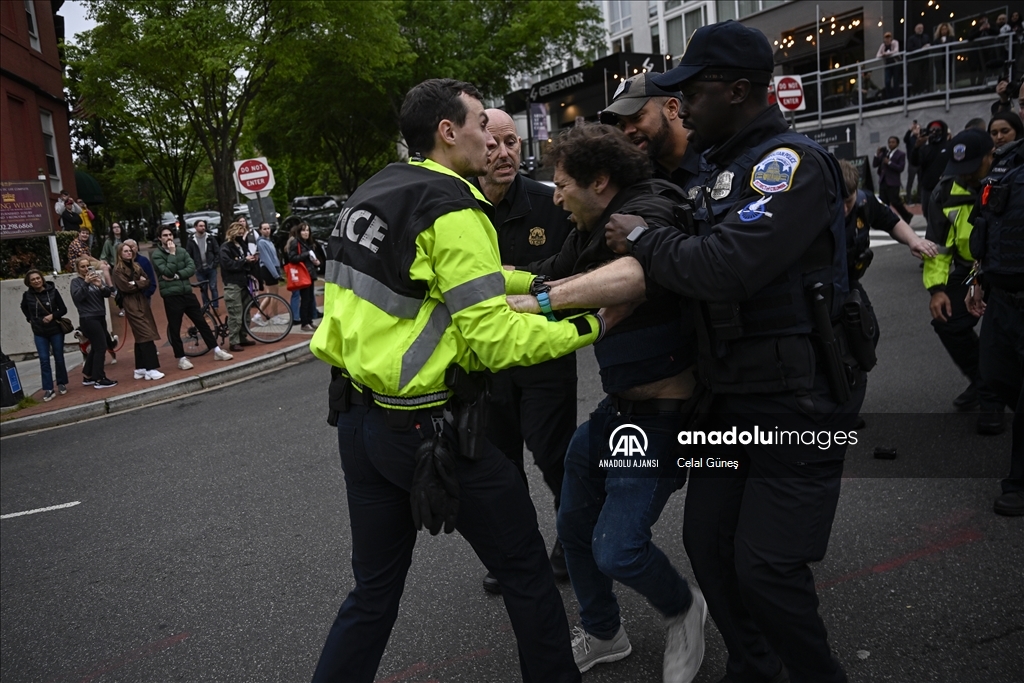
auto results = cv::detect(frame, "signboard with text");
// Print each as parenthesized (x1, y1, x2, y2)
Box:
(774, 75, 806, 112)
(0, 181, 55, 240)
(233, 157, 276, 199)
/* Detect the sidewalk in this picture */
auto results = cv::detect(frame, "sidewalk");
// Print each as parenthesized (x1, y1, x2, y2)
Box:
(1, 263, 323, 435)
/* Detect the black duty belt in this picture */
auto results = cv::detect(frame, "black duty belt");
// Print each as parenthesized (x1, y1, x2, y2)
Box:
(992, 287, 1024, 308)
(612, 396, 689, 415)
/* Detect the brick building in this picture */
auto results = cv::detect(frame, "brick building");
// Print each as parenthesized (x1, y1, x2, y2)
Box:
(1, 0, 75, 201)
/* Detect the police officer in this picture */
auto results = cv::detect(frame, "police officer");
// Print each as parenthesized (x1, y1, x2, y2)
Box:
(923, 129, 1005, 434)
(514, 21, 865, 683)
(308, 79, 604, 683)
(840, 158, 939, 341)
(470, 109, 577, 592)
(600, 72, 701, 190)
(968, 135, 1024, 516)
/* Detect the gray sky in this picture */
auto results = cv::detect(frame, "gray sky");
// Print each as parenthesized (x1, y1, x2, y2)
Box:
(60, 0, 95, 45)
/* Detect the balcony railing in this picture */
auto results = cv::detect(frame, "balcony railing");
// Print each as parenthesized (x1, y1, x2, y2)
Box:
(788, 33, 1017, 124)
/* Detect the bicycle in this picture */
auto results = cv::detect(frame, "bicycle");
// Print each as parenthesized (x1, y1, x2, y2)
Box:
(180, 277, 293, 357)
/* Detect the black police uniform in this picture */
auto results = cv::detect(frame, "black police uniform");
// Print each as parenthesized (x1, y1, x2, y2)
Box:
(971, 139, 1024, 511)
(631, 104, 863, 683)
(470, 174, 577, 508)
(847, 188, 901, 343)
(654, 144, 703, 191)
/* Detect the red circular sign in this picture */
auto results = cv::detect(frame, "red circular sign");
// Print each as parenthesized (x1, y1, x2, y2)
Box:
(237, 158, 271, 193)
(776, 77, 804, 111)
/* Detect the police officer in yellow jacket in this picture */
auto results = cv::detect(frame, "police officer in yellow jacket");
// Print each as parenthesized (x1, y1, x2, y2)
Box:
(923, 129, 1005, 434)
(309, 79, 602, 683)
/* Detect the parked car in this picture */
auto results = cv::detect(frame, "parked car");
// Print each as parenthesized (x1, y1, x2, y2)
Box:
(272, 208, 339, 263)
(290, 195, 339, 213)
(184, 211, 221, 236)
(232, 203, 250, 219)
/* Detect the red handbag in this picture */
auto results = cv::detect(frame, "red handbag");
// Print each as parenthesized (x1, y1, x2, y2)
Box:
(284, 242, 312, 291)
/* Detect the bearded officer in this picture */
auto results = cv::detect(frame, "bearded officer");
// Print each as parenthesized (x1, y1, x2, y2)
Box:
(469, 108, 578, 593)
(309, 78, 604, 683)
(600, 72, 701, 190)
(509, 21, 865, 683)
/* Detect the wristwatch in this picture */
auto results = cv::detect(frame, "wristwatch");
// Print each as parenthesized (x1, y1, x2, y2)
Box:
(625, 226, 649, 254)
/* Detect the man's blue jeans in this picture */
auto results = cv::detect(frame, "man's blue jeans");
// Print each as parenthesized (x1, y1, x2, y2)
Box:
(34, 333, 68, 392)
(557, 398, 692, 639)
(195, 266, 219, 309)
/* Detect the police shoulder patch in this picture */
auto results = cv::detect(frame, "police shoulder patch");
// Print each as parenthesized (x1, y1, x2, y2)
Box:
(750, 147, 801, 194)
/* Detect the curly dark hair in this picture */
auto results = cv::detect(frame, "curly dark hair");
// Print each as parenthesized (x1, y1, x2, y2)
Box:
(545, 124, 652, 189)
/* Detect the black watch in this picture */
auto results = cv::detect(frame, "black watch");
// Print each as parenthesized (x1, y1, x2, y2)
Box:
(529, 275, 551, 296)
(625, 226, 649, 254)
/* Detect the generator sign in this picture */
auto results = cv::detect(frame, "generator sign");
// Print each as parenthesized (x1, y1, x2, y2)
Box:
(0, 181, 55, 240)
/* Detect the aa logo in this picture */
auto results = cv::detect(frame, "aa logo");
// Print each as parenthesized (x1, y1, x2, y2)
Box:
(608, 424, 648, 457)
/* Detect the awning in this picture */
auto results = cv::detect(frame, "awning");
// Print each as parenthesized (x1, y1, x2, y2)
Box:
(74, 169, 104, 205)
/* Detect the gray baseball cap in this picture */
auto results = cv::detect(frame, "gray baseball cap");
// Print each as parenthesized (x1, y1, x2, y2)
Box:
(602, 72, 682, 118)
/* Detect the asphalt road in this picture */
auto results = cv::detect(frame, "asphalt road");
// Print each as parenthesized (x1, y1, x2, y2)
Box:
(1, 243, 1021, 683)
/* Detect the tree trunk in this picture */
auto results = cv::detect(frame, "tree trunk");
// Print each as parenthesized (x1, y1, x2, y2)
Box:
(212, 153, 236, 232)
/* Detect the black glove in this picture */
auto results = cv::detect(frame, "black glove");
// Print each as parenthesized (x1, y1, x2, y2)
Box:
(410, 436, 460, 535)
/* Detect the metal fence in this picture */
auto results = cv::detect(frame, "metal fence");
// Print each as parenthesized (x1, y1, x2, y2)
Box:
(791, 33, 1018, 125)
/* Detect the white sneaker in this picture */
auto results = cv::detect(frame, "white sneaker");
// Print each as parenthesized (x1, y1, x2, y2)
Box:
(251, 313, 268, 326)
(177, 357, 194, 370)
(213, 348, 233, 361)
(571, 625, 631, 673)
(145, 369, 165, 380)
(134, 369, 147, 380)
(663, 586, 707, 683)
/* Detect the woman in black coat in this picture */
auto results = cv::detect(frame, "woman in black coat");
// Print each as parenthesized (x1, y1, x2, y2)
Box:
(285, 222, 320, 331)
(20, 269, 70, 401)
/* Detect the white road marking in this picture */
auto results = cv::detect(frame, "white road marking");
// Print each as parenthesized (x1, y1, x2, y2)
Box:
(1, 501, 81, 519)
(870, 229, 926, 248)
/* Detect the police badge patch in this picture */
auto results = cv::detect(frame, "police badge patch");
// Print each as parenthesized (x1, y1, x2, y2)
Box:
(952, 144, 966, 161)
(711, 171, 734, 200)
(750, 148, 800, 194)
(528, 227, 546, 246)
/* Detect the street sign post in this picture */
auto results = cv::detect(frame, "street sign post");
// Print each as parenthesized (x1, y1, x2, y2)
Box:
(774, 75, 806, 112)
(233, 157, 276, 199)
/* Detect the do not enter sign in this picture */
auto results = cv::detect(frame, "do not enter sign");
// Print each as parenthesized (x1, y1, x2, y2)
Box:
(233, 157, 276, 197)
(774, 75, 806, 112)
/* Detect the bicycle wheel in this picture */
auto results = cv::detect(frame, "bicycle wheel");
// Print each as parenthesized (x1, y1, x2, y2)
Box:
(245, 293, 293, 343)
(180, 310, 219, 357)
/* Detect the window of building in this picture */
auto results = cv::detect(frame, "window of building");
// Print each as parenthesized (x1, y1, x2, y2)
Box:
(685, 6, 706, 41)
(608, 0, 632, 35)
(612, 34, 634, 53)
(716, 0, 786, 21)
(667, 15, 684, 62)
(651, 22, 661, 54)
(39, 110, 62, 193)
(24, 0, 41, 51)
(648, 0, 660, 19)
(665, 0, 682, 9)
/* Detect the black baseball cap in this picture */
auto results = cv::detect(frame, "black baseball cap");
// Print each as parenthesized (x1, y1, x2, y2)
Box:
(651, 20, 775, 89)
(943, 128, 994, 176)
(601, 73, 681, 118)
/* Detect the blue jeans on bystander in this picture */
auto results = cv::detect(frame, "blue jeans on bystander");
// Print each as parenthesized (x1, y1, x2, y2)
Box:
(34, 333, 69, 392)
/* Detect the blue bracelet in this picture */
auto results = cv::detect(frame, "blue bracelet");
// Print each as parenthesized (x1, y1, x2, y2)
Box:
(536, 291, 557, 321)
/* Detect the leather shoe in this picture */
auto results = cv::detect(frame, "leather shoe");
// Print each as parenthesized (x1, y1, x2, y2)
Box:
(239, 340, 256, 347)
(953, 382, 980, 411)
(976, 410, 1005, 435)
(550, 539, 569, 580)
(229, 344, 245, 352)
(482, 571, 501, 595)
(994, 491, 1024, 516)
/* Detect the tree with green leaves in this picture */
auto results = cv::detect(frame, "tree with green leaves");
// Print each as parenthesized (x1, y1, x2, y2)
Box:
(75, 0, 406, 227)
(256, 0, 603, 198)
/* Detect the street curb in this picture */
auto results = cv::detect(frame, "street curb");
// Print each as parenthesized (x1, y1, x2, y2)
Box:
(1, 341, 313, 437)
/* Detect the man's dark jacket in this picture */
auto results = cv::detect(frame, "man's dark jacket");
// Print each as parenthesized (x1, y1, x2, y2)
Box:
(471, 174, 572, 268)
